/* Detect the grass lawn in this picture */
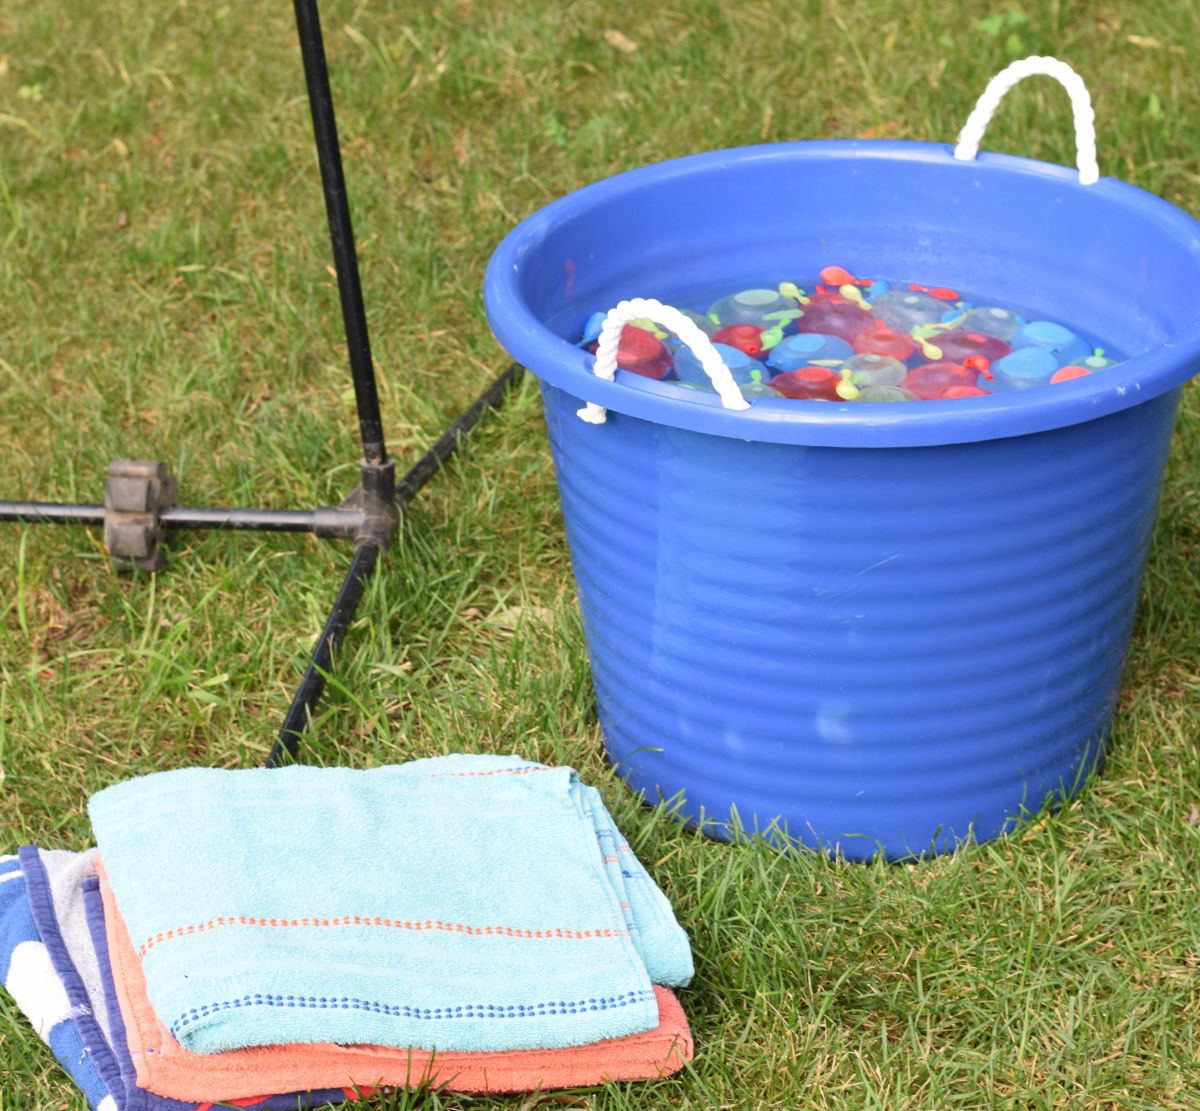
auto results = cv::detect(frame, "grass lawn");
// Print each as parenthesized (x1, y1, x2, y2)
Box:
(2, 1, 1199, 1108)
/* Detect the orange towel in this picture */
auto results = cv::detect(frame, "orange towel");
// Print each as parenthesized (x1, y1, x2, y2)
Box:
(97, 861, 692, 1101)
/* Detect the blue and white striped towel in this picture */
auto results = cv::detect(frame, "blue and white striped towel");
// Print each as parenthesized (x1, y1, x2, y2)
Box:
(0, 853, 116, 1111)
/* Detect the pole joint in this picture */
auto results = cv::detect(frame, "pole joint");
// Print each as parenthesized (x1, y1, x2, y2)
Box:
(103, 460, 178, 572)
(337, 457, 399, 549)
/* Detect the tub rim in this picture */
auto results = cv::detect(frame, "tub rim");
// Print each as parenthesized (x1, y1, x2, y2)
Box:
(484, 139, 1200, 448)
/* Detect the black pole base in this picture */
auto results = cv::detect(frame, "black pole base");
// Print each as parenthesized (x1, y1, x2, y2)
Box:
(1, 0, 526, 766)
(266, 361, 523, 765)
(0, 362, 521, 561)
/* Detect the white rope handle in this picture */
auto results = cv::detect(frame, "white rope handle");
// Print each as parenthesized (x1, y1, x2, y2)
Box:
(577, 297, 751, 424)
(954, 56, 1099, 185)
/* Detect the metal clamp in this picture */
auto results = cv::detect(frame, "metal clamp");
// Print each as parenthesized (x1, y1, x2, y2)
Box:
(103, 460, 178, 572)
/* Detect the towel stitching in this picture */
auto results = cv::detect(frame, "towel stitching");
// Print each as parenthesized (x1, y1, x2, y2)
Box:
(168, 987, 659, 1038)
(137, 916, 631, 957)
(416, 767, 552, 778)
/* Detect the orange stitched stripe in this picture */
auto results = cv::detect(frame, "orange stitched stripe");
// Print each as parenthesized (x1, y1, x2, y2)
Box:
(137, 915, 629, 957)
(417, 767, 553, 778)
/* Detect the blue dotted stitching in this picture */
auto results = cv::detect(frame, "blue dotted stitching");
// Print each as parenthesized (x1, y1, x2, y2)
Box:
(169, 988, 657, 1038)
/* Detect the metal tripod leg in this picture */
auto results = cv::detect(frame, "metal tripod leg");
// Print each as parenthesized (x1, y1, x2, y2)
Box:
(265, 361, 522, 767)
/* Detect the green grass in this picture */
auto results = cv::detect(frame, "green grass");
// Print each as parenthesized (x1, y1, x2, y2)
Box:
(3, 0, 1200, 1108)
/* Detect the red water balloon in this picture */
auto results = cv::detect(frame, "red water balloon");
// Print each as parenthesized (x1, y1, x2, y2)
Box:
(795, 296, 874, 344)
(768, 366, 843, 400)
(933, 330, 1011, 366)
(901, 361, 978, 400)
(712, 323, 765, 356)
(852, 321, 916, 361)
(1050, 364, 1092, 383)
(941, 385, 991, 398)
(615, 326, 672, 379)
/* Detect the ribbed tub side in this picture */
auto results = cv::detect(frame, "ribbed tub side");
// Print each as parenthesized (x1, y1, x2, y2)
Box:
(541, 382, 1180, 858)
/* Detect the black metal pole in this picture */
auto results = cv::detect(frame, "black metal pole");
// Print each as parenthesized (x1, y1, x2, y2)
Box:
(267, 539, 381, 767)
(292, 0, 388, 467)
(163, 506, 322, 532)
(0, 361, 522, 537)
(395, 363, 523, 505)
(0, 502, 105, 525)
(0, 502, 336, 534)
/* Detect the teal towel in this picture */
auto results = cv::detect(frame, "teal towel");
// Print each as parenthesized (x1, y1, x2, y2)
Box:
(87, 755, 692, 1056)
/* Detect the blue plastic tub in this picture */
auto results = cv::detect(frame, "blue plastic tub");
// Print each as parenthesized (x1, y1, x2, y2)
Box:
(483, 138, 1200, 859)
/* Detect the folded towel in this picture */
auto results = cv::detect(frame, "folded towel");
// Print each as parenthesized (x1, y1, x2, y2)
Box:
(18, 846, 352, 1111)
(87, 876, 371, 1111)
(88, 754, 692, 1055)
(0, 853, 116, 1111)
(12, 846, 680, 1109)
(96, 862, 692, 1100)
(28, 848, 113, 1041)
